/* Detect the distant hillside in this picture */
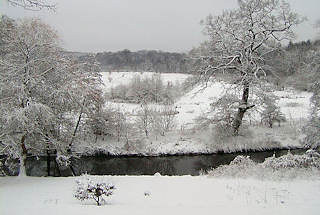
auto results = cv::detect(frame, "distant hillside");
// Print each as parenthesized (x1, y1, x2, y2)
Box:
(96, 50, 190, 73)
(65, 50, 191, 74)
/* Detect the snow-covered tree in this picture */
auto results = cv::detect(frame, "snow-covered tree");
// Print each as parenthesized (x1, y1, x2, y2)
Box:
(0, 17, 62, 176)
(304, 50, 320, 149)
(193, 0, 303, 135)
(0, 17, 103, 176)
(65, 55, 103, 151)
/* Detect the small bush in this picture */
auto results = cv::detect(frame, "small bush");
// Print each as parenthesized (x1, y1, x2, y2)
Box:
(260, 97, 286, 128)
(230, 155, 255, 166)
(75, 174, 115, 206)
(209, 155, 258, 178)
(55, 154, 71, 168)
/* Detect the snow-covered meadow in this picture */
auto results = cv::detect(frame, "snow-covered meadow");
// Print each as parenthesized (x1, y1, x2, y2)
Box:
(101, 71, 311, 127)
(75, 71, 313, 156)
(1, 73, 317, 215)
(1, 175, 320, 215)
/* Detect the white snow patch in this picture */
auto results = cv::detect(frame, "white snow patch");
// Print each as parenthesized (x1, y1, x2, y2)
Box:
(1, 176, 320, 215)
(87, 72, 314, 155)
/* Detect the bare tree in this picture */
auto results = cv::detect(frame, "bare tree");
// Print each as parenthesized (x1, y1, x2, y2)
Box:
(7, 0, 56, 11)
(135, 104, 154, 137)
(152, 105, 177, 136)
(193, 0, 303, 135)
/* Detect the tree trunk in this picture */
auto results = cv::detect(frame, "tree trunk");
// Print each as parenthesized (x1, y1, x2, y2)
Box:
(19, 136, 28, 177)
(47, 149, 51, 176)
(69, 100, 86, 152)
(68, 109, 83, 154)
(232, 83, 254, 135)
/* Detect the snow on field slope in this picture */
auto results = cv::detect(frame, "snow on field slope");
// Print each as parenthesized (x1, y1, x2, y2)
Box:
(175, 81, 231, 127)
(176, 84, 312, 128)
(101, 72, 312, 127)
(275, 89, 312, 120)
(101, 71, 190, 91)
(81, 72, 313, 155)
(1, 176, 320, 215)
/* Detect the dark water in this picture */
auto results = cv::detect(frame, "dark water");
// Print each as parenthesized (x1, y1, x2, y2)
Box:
(3, 149, 306, 176)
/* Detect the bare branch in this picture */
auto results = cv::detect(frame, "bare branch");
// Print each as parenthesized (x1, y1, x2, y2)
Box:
(7, 0, 56, 11)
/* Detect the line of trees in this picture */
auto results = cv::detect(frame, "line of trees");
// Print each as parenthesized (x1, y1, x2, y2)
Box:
(94, 49, 190, 74)
(108, 73, 182, 104)
(0, 15, 181, 176)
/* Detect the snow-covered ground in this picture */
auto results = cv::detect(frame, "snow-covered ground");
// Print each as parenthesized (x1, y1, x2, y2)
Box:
(1, 70, 317, 214)
(74, 72, 313, 156)
(101, 72, 312, 127)
(1, 175, 320, 215)
(101, 71, 190, 91)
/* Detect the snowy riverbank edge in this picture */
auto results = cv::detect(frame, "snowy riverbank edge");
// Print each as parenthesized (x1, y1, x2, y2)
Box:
(72, 130, 306, 157)
(72, 145, 306, 157)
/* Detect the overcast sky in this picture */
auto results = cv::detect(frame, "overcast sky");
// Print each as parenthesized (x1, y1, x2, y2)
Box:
(1, 0, 319, 53)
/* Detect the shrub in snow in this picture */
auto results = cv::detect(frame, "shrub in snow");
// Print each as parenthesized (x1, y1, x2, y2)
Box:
(209, 155, 258, 178)
(208, 150, 320, 180)
(144, 191, 151, 197)
(152, 105, 178, 136)
(56, 154, 71, 168)
(262, 150, 320, 170)
(75, 175, 115, 206)
(260, 103, 286, 128)
(208, 94, 239, 132)
(230, 155, 255, 167)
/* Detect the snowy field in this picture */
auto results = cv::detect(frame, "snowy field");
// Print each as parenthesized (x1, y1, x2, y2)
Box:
(73, 72, 313, 156)
(1, 175, 320, 215)
(1, 73, 318, 215)
(101, 71, 312, 127)
(101, 71, 190, 91)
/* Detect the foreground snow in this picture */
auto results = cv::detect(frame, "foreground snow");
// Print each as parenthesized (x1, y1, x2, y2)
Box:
(1, 175, 320, 215)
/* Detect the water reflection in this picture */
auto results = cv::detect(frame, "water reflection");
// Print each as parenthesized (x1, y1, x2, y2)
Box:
(19, 149, 305, 176)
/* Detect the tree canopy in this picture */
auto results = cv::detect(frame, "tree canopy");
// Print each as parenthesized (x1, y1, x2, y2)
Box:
(193, 0, 303, 135)
(0, 17, 103, 176)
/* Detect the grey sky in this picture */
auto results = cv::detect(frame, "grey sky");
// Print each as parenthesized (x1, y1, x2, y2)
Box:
(1, 0, 319, 53)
